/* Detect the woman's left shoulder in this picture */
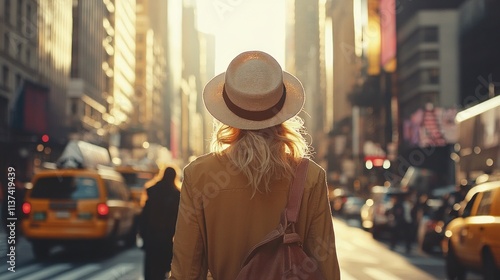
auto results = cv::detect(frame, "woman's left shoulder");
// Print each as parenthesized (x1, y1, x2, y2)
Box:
(184, 153, 219, 172)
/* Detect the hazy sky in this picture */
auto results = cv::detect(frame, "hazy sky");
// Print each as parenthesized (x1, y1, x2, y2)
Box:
(196, 0, 286, 74)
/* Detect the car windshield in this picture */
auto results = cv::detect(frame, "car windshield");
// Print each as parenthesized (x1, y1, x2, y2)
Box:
(346, 197, 365, 205)
(31, 176, 99, 199)
(372, 192, 389, 203)
(121, 172, 154, 189)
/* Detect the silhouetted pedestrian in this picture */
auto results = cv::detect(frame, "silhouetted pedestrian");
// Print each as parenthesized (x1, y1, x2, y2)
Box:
(140, 166, 181, 280)
(387, 193, 413, 253)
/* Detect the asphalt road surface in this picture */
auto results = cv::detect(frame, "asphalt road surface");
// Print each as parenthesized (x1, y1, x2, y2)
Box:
(0, 217, 484, 279)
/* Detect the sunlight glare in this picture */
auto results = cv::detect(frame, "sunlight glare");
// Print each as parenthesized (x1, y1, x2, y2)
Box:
(196, 0, 286, 73)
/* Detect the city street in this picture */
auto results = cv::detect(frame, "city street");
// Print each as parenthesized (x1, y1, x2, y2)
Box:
(335, 217, 483, 280)
(1, 0, 499, 279)
(0, 233, 145, 280)
(1, 217, 483, 280)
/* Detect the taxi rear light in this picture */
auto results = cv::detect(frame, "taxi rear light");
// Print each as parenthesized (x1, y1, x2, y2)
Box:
(22, 202, 31, 215)
(426, 220, 438, 231)
(375, 205, 385, 215)
(97, 203, 109, 218)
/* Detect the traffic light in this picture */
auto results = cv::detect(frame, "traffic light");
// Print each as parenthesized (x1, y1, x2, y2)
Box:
(41, 134, 49, 143)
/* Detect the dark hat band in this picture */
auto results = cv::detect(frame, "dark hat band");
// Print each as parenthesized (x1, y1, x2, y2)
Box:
(222, 85, 287, 122)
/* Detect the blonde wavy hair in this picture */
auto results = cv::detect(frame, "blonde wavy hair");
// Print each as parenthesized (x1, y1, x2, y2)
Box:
(210, 115, 312, 195)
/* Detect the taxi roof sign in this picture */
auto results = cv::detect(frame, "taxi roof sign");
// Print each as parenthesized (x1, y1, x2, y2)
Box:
(56, 140, 112, 169)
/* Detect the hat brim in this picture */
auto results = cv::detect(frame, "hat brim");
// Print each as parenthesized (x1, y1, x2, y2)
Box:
(203, 71, 305, 130)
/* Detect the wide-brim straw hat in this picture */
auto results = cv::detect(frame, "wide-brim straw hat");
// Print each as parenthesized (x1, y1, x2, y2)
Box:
(203, 50, 305, 130)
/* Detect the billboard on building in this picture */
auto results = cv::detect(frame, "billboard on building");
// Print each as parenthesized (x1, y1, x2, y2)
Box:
(380, 0, 396, 72)
(403, 105, 458, 148)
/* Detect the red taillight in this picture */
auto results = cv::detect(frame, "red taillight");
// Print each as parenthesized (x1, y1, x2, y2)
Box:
(375, 205, 385, 215)
(22, 202, 31, 215)
(97, 203, 109, 217)
(426, 220, 438, 231)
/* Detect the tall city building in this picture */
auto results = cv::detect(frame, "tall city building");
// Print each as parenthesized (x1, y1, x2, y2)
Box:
(37, 0, 73, 141)
(287, 0, 327, 164)
(0, 0, 72, 178)
(165, 0, 183, 162)
(397, 3, 462, 117)
(181, 2, 206, 161)
(455, 0, 500, 182)
(330, 0, 357, 124)
(145, 0, 171, 153)
(126, 0, 168, 163)
(396, 0, 465, 189)
(459, 0, 500, 107)
(109, 0, 136, 128)
(0, 0, 40, 178)
(100, 0, 136, 164)
(0, 0, 39, 140)
(68, 0, 109, 146)
(325, 0, 359, 187)
(333, 0, 393, 189)
(195, 27, 216, 156)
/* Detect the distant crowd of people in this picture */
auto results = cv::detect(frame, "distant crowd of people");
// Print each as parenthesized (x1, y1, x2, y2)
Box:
(385, 185, 470, 255)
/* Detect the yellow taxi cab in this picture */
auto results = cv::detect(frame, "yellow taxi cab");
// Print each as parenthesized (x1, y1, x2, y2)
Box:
(22, 167, 136, 259)
(442, 176, 500, 280)
(115, 165, 158, 245)
(114, 165, 158, 210)
(21, 140, 136, 259)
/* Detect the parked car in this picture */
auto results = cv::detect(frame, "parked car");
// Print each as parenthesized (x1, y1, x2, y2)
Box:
(360, 186, 393, 239)
(342, 196, 365, 220)
(115, 165, 158, 209)
(329, 188, 352, 215)
(442, 178, 500, 280)
(419, 190, 463, 254)
(418, 198, 446, 253)
(21, 167, 136, 259)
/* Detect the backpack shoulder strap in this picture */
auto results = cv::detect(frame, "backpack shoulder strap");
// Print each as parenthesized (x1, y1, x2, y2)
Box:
(285, 158, 309, 223)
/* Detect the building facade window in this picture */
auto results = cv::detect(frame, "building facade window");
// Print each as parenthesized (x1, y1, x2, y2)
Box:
(71, 99, 79, 116)
(422, 68, 440, 84)
(5, 0, 11, 23)
(400, 26, 439, 56)
(401, 71, 421, 94)
(2, 66, 9, 88)
(422, 27, 438, 42)
(421, 91, 439, 105)
(402, 51, 435, 71)
(27, 4, 32, 19)
(26, 48, 31, 66)
(421, 50, 439, 60)
(17, 43, 23, 60)
(15, 73, 22, 89)
(0, 96, 7, 127)
(4, 33, 10, 52)
(17, 0, 24, 30)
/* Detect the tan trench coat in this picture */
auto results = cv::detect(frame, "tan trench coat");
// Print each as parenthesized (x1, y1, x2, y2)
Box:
(170, 153, 341, 280)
